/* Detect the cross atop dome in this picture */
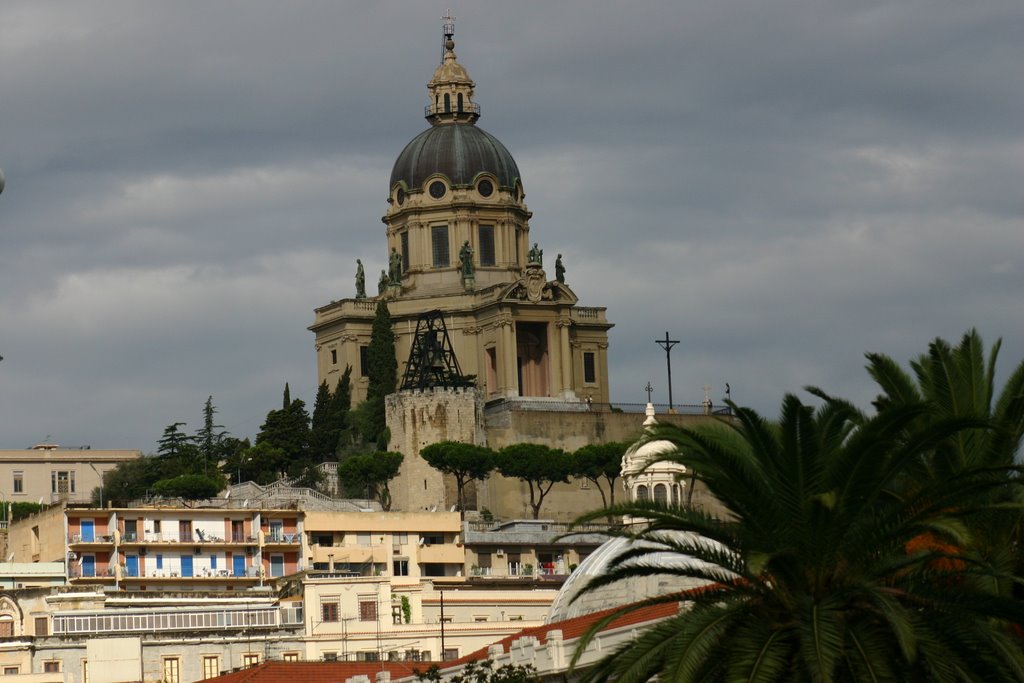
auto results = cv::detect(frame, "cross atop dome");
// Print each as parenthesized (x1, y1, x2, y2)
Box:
(425, 14, 480, 125)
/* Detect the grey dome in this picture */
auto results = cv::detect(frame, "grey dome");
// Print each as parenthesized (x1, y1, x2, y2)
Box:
(390, 124, 521, 191)
(545, 533, 723, 624)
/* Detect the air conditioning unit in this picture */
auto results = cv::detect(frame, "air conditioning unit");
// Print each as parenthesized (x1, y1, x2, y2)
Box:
(495, 549, 505, 557)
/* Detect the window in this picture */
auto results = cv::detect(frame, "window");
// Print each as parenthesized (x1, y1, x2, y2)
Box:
(156, 554, 163, 570)
(43, 662, 61, 673)
(0, 620, 12, 637)
(636, 484, 649, 502)
(393, 559, 409, 576)
(82, 660, 89, 683)
(242, 654, 260, 668)
(312, 562, 329, 571)
(323, 652, 338, 662)
(394, 532, 408, 545)
(282, 653, 299, 662)
(478, 225, 495, 266)
(421, 533, 444, 545)
(202, 656, 220, 680)
(3, 666, 18, 675)
(359, 346, 369, 377)
(35, 617, 48, 636)
(321, 600, 339, 622)
(401, 231, 410, 271)
(51, 470, 75, 494)
(331, 349, 337, 365)
(12, 472, 22, 494)
(392, 605, 403, 624)
(431, 225, 450, 267)
(583, 352, 596, 384)
(310, 532, 333, 546)
(210, 554, 217, 570)
(443, 649, 459, 662)
(162, 657, 180, 683)
(359, 599, 377, 622)
(153, 520, 161, 534)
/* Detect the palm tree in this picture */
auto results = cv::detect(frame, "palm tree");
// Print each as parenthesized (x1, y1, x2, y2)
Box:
(862, 329, 1024, 596)
(570, 394, 1024, 683)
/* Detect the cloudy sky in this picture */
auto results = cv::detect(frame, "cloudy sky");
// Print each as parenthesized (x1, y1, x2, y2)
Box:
(1, 1, 1022, 453)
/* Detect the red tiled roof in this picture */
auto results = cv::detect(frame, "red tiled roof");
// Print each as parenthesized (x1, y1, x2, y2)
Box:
(204, 660, 437, 683)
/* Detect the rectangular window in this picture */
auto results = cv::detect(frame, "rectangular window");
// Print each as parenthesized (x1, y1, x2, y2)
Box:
(202, 656, 219, 680)
(4, 667, 19, 675)
(394, 532, 408, 545)
(392, 559, 409, 576)
(82, 660, 89, 683)
(43, 662, 61, 673)
(35, 617, 48, 636)
(242, 654, 259, 668)
(321, 600, 339, 622)
(162, 658, 180, 683)
(583, 352, 596, 384)
(330, 349, 338, 365)
(323, 652, 338, 662)
(12, 472, 23, 494)
(311, 533, 333, 546)
(156, 554, 163, 569)
(283, 653, 299, 662)
(431, 225, 449, 267)
(401, 231, 410, 271)
(210, 555, 217, 570)
(359, 600, 377, 622)
(359, 346, 369, 377)
(478, 225, 495, 266)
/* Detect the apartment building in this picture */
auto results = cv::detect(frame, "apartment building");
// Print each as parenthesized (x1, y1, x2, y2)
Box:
(0, 444, 140, 509)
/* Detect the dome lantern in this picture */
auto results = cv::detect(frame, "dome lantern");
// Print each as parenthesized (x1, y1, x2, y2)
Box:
(424, 12, 480, 125)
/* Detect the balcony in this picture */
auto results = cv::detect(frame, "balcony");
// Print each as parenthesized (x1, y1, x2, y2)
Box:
(418, 544, 465, 564)
(263, 532, 302, 548)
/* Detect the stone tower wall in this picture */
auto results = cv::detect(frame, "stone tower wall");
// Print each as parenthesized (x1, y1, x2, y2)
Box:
(386, 387, 486, 512)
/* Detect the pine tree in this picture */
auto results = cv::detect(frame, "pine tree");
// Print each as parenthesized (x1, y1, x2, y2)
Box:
(194, 396, 228, 475)
(283, 382, 291, 409)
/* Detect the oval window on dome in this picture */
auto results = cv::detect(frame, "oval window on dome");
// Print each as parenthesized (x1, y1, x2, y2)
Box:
(396, 188, 406, 205)
(429, 181, 447, 199)
(477, 179, 493, 198)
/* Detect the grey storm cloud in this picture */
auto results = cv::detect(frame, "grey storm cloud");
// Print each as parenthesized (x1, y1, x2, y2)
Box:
(1, 0, 1022, 452)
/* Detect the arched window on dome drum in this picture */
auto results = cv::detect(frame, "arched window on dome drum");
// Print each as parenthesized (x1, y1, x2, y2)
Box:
(458, 93, 464, 113)
(444, 93, 451, 113)
(654, 484, 668, 505)
(636, 485, 649, 502)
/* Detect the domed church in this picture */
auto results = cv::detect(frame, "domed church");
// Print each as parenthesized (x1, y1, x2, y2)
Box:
(310, 20, 613, 410)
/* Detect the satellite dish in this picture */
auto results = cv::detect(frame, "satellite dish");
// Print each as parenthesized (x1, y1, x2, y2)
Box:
(449, 505, 457, 512)
(6, 553, 14, 562)
(243, 499, 249, 508)
(37, 497, 44, 505)
(224, 490, 231, 499)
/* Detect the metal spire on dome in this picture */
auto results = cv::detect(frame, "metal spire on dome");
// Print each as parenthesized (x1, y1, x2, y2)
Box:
(440, 9, 456, 63)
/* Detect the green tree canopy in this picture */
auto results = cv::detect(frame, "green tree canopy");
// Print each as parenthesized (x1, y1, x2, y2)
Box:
(571, 441, 628, 509)
(496, 444, 571, 519)
(420, 441, 495, 516)
(572, 394, 1024, 683)
(194, 396, 228, 473)
(153, 473, 225, 501)
(256, 387, 311, 474)
(358, 300, 397, 446)
(337, 452, 404, 511)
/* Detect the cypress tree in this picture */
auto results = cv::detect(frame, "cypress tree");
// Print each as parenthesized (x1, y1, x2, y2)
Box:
(361, 300, 397, 445)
